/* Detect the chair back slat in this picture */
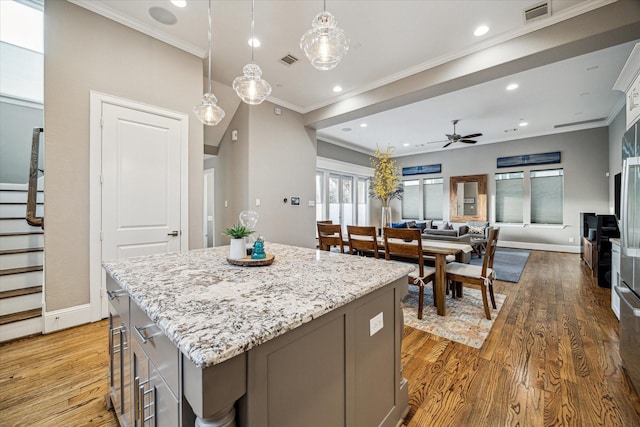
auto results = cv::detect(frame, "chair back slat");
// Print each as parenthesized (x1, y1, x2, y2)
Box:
(383, 228, 424, 277)
(482, 227, 500, 275)
(317, 223, 345, 253)
(347, 225, 379, 258)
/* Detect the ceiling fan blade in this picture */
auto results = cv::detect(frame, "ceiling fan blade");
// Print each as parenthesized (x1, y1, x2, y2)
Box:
(443, 141, 453, 148)
(459, 139, 477, 144)
(461, 133, 482, 139)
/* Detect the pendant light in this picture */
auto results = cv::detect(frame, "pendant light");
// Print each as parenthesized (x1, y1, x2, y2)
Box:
(233, 0, 272, 105)
(300, 0, 350, 71)
(193, 0, 225, 126)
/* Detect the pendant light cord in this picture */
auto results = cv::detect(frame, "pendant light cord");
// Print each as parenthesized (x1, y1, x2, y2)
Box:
(250, 0, 255, 63)
(323, 0, 327, 12)
(207, 0, 212, 94)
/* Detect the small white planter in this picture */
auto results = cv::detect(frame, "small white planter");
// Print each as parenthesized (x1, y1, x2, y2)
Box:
(229, 238, 246, 259)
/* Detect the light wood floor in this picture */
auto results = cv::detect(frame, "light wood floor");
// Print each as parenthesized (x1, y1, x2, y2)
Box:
(1, 251, 639, 426)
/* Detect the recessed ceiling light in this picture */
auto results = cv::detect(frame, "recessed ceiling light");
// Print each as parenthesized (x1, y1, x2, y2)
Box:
(360, 123, 367, 128)
(171, 0, 187, 7)
(403, 143, 410, 147)
(474, 25, 489, 37)
(342, 127, 352, 132)
(519, 121, 528, 127)
(506, 83, 519, 91)
(333, 85, 343, 93)
(248, 37, 261, 48)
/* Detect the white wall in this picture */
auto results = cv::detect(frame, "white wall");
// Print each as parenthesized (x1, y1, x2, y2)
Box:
(608, 107, 626, 214)
(44, 1, 204, 311)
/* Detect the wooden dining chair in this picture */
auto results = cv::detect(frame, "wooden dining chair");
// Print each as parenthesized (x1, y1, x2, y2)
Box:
(346, 225, 379, 258)
(317, 223, 345, 253)
(446, 227, 500, 319)
(383, 227, 436, 320)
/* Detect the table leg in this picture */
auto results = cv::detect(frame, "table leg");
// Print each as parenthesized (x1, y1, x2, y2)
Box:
(435, 253, 446, 316)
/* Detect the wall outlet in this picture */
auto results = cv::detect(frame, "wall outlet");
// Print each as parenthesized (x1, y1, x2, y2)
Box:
(308, 200, 315, 207)
(224, 200, 228, 208)
(256, 198, 261, 207)
(369, 312, 384, 336)
(569, 237, 575, 243)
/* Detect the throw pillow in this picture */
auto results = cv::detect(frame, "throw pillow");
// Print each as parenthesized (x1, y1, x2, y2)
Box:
(406, 220, 416, 228)
(437, 221, 449, 230)
(391, 222, 407, 228)
(424, 220, 433, 230)
(413, 222, 427, 233)
(468, 225, 485, 235)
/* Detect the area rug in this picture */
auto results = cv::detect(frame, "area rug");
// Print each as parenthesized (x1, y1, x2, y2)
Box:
(469, 248, 530, 283)
(402, 284, 506, 348)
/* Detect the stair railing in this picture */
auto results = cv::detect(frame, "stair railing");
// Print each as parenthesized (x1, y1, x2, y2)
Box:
(27, 127, 44, 229)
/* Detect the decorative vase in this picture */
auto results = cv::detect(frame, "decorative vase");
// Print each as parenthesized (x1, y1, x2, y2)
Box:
(229, 238, 246, 259)
(381, 206, 392, 235)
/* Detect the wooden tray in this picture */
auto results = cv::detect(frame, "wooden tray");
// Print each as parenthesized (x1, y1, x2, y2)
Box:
(226, 253, 275, 267)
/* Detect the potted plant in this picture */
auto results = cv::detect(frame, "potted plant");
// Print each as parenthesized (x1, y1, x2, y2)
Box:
(223, 223, 254, 259)
(369, 147, 403, 233)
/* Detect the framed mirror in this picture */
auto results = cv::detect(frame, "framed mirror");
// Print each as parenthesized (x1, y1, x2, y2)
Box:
(450, 174, 487, 222)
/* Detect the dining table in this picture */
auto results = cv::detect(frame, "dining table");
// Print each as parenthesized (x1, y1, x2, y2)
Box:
(342, 236, 473, 316)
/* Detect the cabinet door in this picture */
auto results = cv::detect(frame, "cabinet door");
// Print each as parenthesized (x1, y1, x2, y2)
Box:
(150, 362, 179, 427)
(109, 308, 124, 417)
(132, 339, 150, 427)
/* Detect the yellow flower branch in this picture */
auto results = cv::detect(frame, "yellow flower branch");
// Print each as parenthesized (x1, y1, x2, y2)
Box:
(369, 147, 403, 207)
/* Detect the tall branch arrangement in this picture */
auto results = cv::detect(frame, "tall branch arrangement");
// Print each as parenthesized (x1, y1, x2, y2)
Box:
(369, 147, 403, 207)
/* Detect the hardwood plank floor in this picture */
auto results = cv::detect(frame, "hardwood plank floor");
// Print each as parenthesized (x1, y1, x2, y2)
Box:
(0, 251, 639, 426)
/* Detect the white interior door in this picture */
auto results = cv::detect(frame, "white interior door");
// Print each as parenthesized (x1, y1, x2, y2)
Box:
(102, 104, 182, 261)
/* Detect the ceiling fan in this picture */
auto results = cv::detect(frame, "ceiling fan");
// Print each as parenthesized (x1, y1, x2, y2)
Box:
(442, 119, 483, 148)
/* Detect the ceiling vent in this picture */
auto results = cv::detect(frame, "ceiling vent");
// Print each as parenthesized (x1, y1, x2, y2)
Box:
(524, 2, 550, 22)
(280, 54, 299, 66)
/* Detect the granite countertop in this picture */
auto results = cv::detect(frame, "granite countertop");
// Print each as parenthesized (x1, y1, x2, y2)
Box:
(103, 243, 413, 369)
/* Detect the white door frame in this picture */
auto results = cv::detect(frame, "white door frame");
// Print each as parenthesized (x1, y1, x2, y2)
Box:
(203, 168, 215, 248)
(89, 91, 189, 321)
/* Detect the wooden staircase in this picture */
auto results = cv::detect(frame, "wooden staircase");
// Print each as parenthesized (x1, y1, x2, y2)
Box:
(0, 184, 44, 342)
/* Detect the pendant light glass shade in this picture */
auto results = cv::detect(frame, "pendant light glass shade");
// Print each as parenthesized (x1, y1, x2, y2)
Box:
(233, 0, 271, 105)
(194, 0, 225, 126)
(300, 8, 349, 71)
(233, 63, 272, 105)
(193, 93, 225, 126)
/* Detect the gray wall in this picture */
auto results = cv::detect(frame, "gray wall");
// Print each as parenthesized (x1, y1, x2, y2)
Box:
(392, 127, 610, 250)
(44, 0, 204, 311)
(0, 101, 43, 183)
(317, 139, 371, 167)
(214, 101, 316, 249)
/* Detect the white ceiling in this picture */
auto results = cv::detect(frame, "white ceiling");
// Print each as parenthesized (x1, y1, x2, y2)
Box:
(69, 0, 638, 154)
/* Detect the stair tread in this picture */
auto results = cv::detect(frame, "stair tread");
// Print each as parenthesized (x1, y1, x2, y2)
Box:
(0, 308, 41, 326)
(0, 247, 43, 255)
(0, 266, 43, 276)
(0, 231, 44, 237)
(0, 285, 42, 299)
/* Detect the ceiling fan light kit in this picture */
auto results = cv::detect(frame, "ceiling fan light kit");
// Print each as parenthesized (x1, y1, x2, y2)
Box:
(193, 0, 225, 126)
(233, 0, 272, 105)
(300, 1, 350, 71)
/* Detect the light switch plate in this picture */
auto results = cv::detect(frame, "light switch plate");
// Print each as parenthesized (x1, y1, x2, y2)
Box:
(308, 200, 315, 207)
(256, 198, 261, 207)
(370, 312, 384, 336)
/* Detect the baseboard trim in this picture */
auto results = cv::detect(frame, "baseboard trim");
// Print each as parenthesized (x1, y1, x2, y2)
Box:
(498, 240, 580, 254)
(44, 304, 92, 334)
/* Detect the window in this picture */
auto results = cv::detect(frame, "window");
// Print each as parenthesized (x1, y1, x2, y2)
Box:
(400, 177, 443, 220)
(357, 178, 368, 225)
(495, 172, 524, 223)
(531, 169, 563, 224)
(402, 180, 420, 219)
(423, 178, 443, 220)
(317, 170, 369, 229)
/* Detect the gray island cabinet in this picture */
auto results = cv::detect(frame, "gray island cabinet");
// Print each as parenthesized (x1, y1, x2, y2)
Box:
(103, 243, 412, 427)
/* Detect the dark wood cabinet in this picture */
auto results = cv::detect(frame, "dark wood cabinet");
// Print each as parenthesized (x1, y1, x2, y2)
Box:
(580, 213, 619, 287)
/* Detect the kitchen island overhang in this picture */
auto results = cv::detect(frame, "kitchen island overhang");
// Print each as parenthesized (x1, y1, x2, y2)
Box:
(104, 243, 413, 426)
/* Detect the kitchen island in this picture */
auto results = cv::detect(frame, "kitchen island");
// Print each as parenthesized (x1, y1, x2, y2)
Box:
(103, 243, 413, 427)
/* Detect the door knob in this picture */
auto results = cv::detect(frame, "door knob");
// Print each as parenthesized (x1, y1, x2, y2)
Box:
(168, 231, 179, 236)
